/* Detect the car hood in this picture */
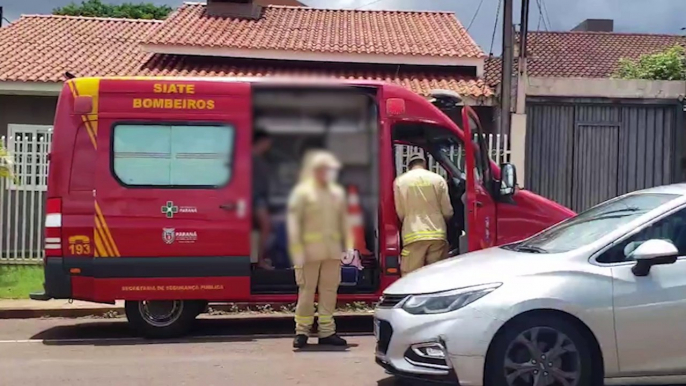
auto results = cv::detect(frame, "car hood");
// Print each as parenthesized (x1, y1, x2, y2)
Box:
(384, 247, 568, 295)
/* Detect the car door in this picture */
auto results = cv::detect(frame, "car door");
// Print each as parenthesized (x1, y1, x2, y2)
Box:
(93, 79, 253, 300)
(461, 106, 497, 251)
(599, 206, 686, 375)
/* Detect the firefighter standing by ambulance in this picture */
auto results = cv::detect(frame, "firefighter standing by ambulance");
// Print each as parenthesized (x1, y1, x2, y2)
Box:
(287, 150, 352, 348)
(394, 153, 454, 275)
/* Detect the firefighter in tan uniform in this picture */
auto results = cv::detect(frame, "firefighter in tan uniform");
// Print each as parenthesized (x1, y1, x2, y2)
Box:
(288, 150, 352, 348)
(394, 153, 454, 275)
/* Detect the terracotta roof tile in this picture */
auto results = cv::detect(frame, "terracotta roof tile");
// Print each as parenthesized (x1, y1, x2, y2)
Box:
(485, 31, 686, 83)
(0, 15, 160, 83)
(142, 3, 484, 58)
(0, 14, 491, 97)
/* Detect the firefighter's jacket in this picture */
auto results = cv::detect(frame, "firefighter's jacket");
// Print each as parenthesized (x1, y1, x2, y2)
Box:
(393, 168, 454, 246)
(287, 179, 353, 267)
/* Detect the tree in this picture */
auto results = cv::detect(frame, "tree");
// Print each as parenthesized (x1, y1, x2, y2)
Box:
(614, 45, 686, 81)
(53, 0, 173, 20)
(0, 142, 15, 183)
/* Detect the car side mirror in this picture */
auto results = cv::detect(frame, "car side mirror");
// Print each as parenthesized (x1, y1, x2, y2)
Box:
(630, 239, 679, 277)
(499, 163, 517, 196)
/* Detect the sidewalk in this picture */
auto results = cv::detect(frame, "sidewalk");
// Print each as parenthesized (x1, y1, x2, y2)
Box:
(0, 299, 123, 319)
(0, 299, 374, 319)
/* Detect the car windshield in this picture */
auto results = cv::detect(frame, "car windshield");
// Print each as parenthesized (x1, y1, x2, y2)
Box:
(503, 193, 680, 254)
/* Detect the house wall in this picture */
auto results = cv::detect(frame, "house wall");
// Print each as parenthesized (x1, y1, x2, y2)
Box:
(0, 95, 57, 136)
(0, 95, 57, 260)
(526, 78, 686, 99)
(525, 97, 685, 212)
(511, 77, 686, 187)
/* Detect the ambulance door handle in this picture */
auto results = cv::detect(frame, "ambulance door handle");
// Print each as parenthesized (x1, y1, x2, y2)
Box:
(219, 202, 237, 211)
(220, 199, 247, 218)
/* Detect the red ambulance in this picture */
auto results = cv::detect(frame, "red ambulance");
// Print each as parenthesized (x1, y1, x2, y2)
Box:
(31, 77, 574, 337)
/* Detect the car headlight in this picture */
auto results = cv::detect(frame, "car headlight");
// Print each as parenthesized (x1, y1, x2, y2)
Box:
(401, 283, 501, 315)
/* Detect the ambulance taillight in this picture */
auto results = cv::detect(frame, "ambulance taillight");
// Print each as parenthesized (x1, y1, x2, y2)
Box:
(44, 198, 62, 259)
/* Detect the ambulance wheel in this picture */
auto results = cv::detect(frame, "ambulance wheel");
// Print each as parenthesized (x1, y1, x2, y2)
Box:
(125, 300, 198, 339)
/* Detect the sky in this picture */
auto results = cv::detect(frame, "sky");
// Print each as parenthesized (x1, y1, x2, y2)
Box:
(2, 0, 685, 54)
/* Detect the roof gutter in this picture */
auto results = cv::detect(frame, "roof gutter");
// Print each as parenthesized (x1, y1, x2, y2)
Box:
(0, 81, 62, 96)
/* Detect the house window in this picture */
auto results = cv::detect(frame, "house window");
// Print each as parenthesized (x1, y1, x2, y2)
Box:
(5, 124, 53, 192)
(113, 124, 235, 188)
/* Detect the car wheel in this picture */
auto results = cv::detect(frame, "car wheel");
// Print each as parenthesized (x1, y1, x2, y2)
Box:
(125, 300, 198, 339)
(484, 315, 594, 386)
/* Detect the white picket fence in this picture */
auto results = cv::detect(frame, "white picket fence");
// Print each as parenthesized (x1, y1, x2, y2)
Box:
(0, 128, 509, 265)
(0, 125, 53, 264)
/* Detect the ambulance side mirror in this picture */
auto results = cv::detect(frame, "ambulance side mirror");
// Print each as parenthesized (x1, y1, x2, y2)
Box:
(500, 163, 517, 196)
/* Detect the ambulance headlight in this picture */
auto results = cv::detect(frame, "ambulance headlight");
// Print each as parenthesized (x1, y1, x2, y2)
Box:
(401, 283, 501, 315)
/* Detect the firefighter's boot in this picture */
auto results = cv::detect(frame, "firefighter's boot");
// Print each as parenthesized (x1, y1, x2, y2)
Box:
(293, 334, 308, 349)
(318, 334, 348, 346)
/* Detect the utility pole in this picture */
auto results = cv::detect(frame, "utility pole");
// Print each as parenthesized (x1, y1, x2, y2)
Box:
(0, 7, 4, 28)
(499, 0, 514, 136)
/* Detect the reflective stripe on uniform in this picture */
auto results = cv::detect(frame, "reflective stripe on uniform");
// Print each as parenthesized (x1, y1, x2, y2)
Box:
(318, 315, 334, 322)
(400, 248, 410, 257)
(295, 315, 315, 323)
(403, 230, 446, 244)
(289, 243, 303, 255)
(303, 232, 342, 243)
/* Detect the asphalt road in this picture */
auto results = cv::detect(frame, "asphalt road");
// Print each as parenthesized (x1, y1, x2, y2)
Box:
(0, 316, 399, 386)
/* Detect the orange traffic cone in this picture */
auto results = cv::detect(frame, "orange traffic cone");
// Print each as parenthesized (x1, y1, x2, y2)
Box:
(347, 185, 372, 257)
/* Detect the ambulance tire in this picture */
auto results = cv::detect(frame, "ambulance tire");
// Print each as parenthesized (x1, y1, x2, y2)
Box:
(125, 300, 199, 339)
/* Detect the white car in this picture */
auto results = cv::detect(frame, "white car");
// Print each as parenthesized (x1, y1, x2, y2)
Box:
(375, 184, 686, 386)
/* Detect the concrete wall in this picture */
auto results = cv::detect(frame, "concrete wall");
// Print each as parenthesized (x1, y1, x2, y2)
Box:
(525, 77, 686, 99)
(510, 77, 686, 187)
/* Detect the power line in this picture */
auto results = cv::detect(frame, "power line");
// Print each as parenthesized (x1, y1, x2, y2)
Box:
(466, 0, 486, 32)
(540, 0, 553, 30)
(534, 0, 548, 31)
(489, 0, 503, 56)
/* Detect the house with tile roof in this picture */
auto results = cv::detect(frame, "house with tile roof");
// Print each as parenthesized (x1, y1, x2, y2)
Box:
(0, 0, 494, 257)
(492, 19, 686, 213)
(0, 0, 494, 134)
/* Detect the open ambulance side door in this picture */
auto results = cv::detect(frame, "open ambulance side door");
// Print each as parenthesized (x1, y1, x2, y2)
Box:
(461, 106, 497, 251)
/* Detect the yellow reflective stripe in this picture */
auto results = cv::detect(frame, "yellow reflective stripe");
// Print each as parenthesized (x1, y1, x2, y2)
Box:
(401, 248, 410, 257)
(318, 315, 334, 321)
(403, 230, 446, 244)
(303, 233, 343, 243)
(295, 315, 315, 322)
(290, 243, 303, 254)
(303, 233, 323, 242)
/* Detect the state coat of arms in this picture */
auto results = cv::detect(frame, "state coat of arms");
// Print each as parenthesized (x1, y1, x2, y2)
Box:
(163, 228, 175, 244)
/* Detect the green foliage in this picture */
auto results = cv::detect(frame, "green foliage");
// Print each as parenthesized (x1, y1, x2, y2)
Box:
(0, 266, 44, 299)
(53, 0, 173, 20)
(614, 45, 686, 81)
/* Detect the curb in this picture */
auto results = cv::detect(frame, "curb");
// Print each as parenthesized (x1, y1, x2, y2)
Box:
(0, 303, 375, 320)
(0, 306, 123, 319)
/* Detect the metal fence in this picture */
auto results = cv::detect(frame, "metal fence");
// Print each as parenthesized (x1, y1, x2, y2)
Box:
(0, 130, 509, 265)
(1, 126, 53, 264)
(395, 134, 511, 178)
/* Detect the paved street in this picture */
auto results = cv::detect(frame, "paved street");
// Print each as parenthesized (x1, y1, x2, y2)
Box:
(0, 316, 396, 386)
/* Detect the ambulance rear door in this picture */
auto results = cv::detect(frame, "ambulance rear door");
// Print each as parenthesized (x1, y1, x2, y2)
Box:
(92, 79, 253, 301)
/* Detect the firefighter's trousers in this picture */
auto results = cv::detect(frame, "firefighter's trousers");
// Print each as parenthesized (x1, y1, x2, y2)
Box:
(400, 240, 448, 276)
(294, 259, 341, 338)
